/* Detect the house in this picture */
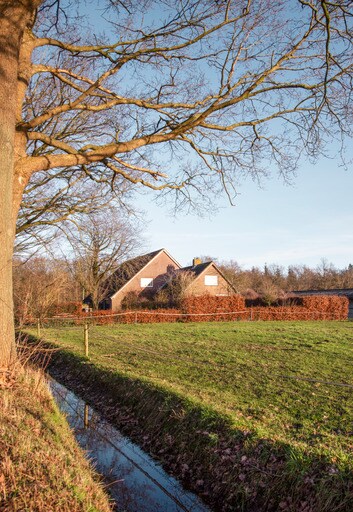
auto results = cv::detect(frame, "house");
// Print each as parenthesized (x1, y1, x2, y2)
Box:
(89, 250, 236, 311)
(163, 258, 236, 299)
(98, 248, 181, 311)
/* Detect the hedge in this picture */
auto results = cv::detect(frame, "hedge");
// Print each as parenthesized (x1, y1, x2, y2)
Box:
(78, 308, 182, 325)
(180, 295, 247, 321)
(301, 296, 349, 319)
(119, 309, 182, 324)
(52, 294, 349, 324)
(180, 295, 348, 321)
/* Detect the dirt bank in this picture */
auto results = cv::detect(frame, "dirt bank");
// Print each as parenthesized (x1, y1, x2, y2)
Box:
(0, 362, 112, 512)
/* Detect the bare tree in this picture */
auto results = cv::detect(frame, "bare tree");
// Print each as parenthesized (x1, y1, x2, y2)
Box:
(1, 0, 353, 366)
(15, 157, 135, 256)
(66, 209, 143, 310)
(220, 258, 353, 297)
(219, 260, 248, 293)
(13, 256, 75, 325)
(163, 270, 196, 307)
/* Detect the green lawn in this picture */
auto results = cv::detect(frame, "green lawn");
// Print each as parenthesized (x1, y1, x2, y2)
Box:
(32, 320, 353, 465)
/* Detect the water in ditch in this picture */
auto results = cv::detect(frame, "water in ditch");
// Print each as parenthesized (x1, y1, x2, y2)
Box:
(49, 379, 211, 512)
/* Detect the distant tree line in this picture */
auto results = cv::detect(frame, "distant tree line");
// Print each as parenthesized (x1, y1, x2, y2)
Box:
(218, 259, 353, 304)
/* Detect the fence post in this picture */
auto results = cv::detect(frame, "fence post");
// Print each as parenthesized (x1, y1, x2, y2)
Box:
(84, 323, 89, 357)
(37, 318, 41, 338)
(250, 308, 253, 322)
(84, 404, 89, 428)
(135, 311, 138, 324)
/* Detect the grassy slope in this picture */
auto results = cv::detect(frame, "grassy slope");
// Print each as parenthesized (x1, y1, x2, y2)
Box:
(0, 364, 112, 512)
(35, 320, 353, 466)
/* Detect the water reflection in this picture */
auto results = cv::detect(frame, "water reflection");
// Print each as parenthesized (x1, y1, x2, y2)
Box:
(49, 379, 210, 512)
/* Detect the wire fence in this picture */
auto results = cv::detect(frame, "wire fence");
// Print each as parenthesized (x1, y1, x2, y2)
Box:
(25, 307, 339, 359)
(46, 309, 251, 321)
(31, 305, 347, 329)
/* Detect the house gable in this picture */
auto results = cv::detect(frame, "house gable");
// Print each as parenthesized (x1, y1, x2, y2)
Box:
(109, 248, 181, 310)
(184, 261, 236, 296)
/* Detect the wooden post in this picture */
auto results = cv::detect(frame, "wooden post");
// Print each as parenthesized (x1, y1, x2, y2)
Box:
(135, 311, 138, 324)
(37, 318, 41, 338)
(84, 323, 89, 357)
(84, 404, 89, 429)
(250, 308, 253, 322)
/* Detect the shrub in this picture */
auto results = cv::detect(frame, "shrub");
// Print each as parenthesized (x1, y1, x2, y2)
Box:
(79, 310, 115, 325)
(249, 295, 349, 321)
(301, 295, 349, 320)
(113, 309, 181, 324)
(181, 295, 247, 321)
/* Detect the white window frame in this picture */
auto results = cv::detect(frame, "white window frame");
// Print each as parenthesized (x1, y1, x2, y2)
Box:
(140, 277, 154, 288)
(204, 275, 218, 286)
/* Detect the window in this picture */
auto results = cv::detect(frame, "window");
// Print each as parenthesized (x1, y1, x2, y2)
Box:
(204, 275, 218, 286)
(140, 277, 153, 288)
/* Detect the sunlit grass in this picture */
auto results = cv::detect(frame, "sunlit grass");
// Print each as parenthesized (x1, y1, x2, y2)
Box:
(31, 320, 353, 464)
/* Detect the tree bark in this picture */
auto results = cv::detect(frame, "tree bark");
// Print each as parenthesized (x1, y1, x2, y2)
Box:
(0, 1, 41, 368)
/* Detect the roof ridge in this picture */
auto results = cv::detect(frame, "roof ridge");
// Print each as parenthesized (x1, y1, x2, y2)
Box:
(120, 248, 163, 264)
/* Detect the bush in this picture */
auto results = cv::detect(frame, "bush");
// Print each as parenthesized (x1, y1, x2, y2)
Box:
(249, 295, 349, 321)
(245, 296, 303, 308)
(52, 302, 83, 316)
(181, 295, 247, 321)
(302, 295, 349, 320)
(79, 310, 115, 325)
(124, 309, 181, 323)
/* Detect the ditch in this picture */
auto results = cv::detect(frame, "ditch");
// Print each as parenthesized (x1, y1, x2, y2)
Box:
(49, 377, 210, 512)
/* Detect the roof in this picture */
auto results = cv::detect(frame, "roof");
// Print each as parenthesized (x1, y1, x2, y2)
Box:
(158, 261, 213, 292)
(180, 260, 237, 293)
(84, 248, 180, 305)
(105, 249, 164, 298)
(161, 260, 236, 294)
(292, 288, 353, 299)
(179, 261, 213, 277)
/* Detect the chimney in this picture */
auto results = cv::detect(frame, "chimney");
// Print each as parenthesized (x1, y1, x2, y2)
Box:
(193, 257, 202, 266)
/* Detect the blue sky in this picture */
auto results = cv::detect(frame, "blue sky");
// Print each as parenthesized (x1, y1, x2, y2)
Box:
(78, 1, 353, 271)
(139, 154, 353, 269)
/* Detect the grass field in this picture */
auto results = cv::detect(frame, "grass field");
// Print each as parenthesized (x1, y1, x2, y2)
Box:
(32, 320, 353, 464)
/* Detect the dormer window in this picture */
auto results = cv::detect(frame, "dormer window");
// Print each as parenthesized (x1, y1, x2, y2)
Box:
(141, 277, 153, 288)
(204, 275, 218, 286)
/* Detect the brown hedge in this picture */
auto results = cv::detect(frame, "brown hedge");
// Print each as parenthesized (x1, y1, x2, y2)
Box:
(75, 310, 114, 325)
(79, 309, 182, 325)
(74, 294, 348, 324)
(180, 294, 348, 321)
(247, 295, 348, 321)
(301, 295, 349, 319)
(180, 295, 247, 322)
(119, 309, 182, 324)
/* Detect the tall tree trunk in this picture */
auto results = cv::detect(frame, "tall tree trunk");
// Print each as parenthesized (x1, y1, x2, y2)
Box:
(0, 1, 40, 368)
